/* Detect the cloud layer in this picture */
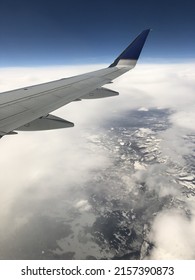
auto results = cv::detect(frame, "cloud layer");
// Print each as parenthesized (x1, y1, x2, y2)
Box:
(0, 63, 194, 259)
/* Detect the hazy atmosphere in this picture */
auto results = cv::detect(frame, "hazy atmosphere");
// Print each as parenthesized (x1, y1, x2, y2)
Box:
(0, 0, 195, 260)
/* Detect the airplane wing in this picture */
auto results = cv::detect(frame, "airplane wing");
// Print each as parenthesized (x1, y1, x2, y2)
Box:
(0, 29, 150, 138)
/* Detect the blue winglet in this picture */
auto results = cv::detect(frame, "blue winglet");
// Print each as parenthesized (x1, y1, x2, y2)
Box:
(109, 29, 151, 67)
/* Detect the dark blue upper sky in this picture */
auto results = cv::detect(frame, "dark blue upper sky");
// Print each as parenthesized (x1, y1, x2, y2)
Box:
(0, 0, 195, 66)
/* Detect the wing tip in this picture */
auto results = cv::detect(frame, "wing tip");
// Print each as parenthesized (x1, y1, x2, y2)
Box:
(109, 29, 151, 68)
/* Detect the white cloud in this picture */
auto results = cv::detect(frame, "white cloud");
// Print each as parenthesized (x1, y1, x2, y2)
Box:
(0, 126, 110, 227)
(148, 209, 195, 259)
(138, 107, 149, 111)
(75, 200, 92, 211)
(170, 111, 195, 131)
(133, 164, 180, 197)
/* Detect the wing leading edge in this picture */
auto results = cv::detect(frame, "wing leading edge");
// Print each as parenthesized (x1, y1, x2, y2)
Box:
(0, 29, 150, 138)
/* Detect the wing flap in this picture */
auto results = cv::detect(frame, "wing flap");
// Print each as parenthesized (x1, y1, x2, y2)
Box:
(17, 114, 74, 131)
(81, 87, 119, 99)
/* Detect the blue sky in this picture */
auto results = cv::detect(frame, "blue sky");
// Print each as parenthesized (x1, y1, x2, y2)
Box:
(0, 0, 195, 66)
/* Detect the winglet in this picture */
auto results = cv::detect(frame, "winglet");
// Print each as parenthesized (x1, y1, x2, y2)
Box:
(109, 29, 151, 68)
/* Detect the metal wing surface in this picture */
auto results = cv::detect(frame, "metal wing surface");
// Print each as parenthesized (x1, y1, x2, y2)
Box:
(0, 29, 150, 138)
